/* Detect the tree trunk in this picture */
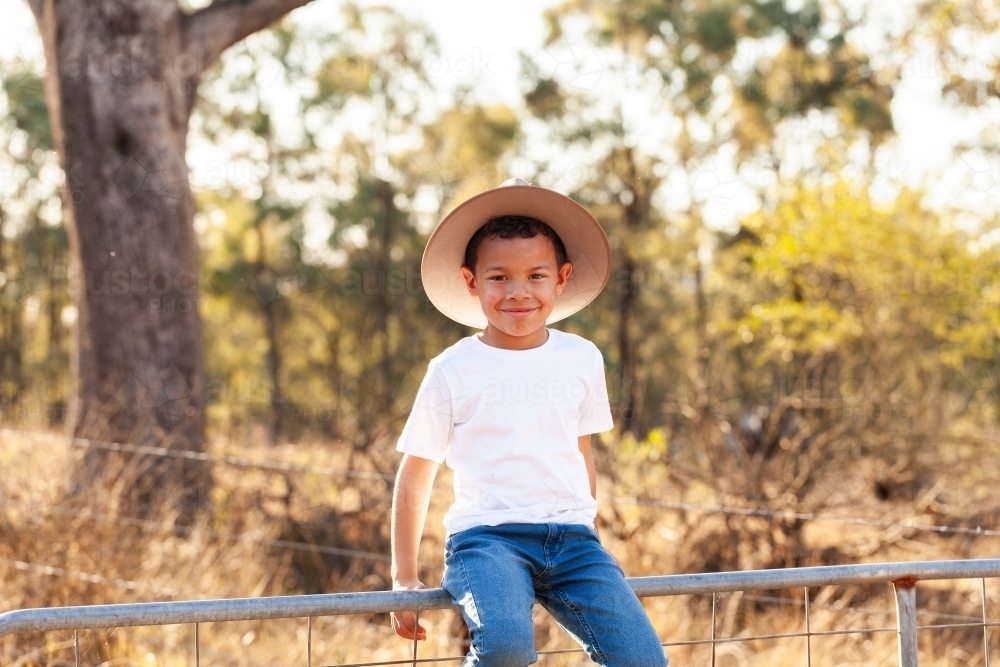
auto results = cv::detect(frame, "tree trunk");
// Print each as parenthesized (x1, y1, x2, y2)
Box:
(693, 254, 711, 420)
(33, 2, 208, 513)
(326, 324, 341, 437)
(375, 178, 396, 418)
(616, 147, 644, 438)
(253, 219, 284, 443)
(27, 0, 314, 514)
(617, 250, 637, 435)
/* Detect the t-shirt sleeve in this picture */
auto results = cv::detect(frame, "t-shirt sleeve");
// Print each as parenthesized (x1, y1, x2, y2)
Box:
(578, 345, 615, 436)
(396, 360, 453, 463)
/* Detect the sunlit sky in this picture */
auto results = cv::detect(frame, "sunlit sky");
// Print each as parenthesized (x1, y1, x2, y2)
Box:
(2, 0, 998, 237)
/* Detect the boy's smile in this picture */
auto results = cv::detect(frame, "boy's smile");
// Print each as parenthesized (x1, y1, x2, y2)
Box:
(460, 234, 573, 350)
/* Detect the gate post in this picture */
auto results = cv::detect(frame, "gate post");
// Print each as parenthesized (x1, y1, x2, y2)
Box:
(893, 577, 919, 667)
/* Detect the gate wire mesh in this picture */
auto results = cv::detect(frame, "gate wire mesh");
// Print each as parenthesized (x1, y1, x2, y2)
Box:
(2, 560, 998, 666)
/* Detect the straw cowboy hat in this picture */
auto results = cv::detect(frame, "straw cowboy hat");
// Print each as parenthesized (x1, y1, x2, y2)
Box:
(421, 178, 612, 329)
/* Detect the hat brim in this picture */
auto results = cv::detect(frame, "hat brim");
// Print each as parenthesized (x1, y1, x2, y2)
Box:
(421, 184, 612, 329)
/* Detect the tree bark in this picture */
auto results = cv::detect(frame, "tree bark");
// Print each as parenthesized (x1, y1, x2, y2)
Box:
(617, 250, 637, 434)
(375, 178, 396, 417)
(252, 219, 285, 443)
(28, 0, 313, 514)
(616, 147, 644, 438)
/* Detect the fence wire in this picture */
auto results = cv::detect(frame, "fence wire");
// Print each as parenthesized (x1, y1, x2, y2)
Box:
(1, 497, 396, 564)
(5, 427, 999, 540)
(0, 559, 179, 598)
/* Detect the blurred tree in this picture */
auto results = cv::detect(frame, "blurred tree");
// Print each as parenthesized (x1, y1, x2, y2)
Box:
(305, 5, 520, 451)
(24, 0, 322, 512)
(414, 102, 520, 211)
(520, 59, 692, 439)
(907, 0, 1000, 111)
(0, 66, 70, 425)
(187, 5, 519, 457)
(525, 0, 901, 439)
(549, 0, 896, 161)
(314, 5, 435, 440)
(194, 22, 319, 444)
(669, 173, 1000, 571)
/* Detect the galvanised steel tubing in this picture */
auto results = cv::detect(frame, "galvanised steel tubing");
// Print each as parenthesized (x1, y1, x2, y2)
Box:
(626, 558, 1000, 597)
(2, 559, 999, 638)
(893, 582, 919, 667)
(0, 589, 451, 638)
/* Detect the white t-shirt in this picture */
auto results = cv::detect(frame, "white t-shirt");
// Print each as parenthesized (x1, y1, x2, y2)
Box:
(395, 327, 615, 536)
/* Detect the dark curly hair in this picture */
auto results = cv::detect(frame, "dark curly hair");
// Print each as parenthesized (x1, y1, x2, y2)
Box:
(463, 215, 568, 273)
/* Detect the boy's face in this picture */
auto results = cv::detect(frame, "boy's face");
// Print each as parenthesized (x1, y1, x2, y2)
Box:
(460, 233, 573, 349)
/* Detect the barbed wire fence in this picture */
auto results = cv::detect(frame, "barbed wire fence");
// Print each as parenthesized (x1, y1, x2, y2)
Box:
(3, 427, 997, 539)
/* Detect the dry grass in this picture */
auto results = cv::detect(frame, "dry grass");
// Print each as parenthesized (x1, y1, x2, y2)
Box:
(1, 425, 999, 666)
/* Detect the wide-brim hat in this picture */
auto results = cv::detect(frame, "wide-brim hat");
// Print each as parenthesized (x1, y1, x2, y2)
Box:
(421, 178, 612, 329)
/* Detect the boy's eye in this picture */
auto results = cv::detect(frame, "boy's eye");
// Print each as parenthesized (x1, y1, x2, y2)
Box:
(531, 273, 546, 279)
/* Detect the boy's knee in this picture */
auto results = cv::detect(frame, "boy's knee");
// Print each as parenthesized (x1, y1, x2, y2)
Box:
(472, 622, 536, 666)
(477, 642, 536, 666)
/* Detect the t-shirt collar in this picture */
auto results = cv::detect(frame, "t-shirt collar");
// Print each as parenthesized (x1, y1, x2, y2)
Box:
(471, 327, 557, 358)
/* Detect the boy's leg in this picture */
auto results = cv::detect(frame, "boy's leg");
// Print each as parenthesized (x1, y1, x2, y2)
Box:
(440, 524, 544, 667)
(533, 524, 668, 667)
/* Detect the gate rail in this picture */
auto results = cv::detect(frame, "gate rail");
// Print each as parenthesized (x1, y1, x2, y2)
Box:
(3, 558, 999, 666)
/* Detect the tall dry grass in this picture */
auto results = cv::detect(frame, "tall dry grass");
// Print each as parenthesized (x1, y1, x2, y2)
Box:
(1, 423, 998, 666)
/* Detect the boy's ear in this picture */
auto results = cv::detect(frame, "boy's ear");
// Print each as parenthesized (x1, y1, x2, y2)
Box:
(460, 265, 479, 297)
(554, 261, 573, 296)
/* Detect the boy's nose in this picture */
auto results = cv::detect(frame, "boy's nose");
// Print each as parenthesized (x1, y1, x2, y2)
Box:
(506, 280, 531, 298)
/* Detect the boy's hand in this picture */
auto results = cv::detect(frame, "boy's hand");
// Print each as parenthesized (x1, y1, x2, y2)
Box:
(390, 580, 427, 641)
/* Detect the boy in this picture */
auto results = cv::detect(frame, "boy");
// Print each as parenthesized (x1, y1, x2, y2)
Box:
(390, 178, 668, 666)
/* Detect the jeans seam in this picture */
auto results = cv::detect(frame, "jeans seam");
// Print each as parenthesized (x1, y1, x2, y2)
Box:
(550, 583, 608, 666)
(534, 528, 554, 585)
(452, 549, 485, 657)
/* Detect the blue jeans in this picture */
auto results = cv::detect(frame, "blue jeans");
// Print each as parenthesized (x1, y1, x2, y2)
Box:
(441, 522, 668, 667)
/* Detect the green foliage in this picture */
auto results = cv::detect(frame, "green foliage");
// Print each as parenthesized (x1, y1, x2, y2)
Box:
(0, 64, 69, 424)
(909, 0, 1000, 109)
(714, 177, 1000, 422)
(2, 70, 51, 151)
(545, 0, 896, 161)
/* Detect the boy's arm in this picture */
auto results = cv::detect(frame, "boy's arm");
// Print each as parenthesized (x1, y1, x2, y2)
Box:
(390, 453, 438, 641)
(578, 434, 622, 568)
(391, 453, 438, 585)
(578, 434, 597, 500)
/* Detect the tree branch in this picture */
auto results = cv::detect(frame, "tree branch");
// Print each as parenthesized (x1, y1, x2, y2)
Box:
(182, 0, 315, 74)
(24, 0, 43, 25)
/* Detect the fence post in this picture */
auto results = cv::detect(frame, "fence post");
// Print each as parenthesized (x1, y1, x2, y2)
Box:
(893, 578, 919, 667)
